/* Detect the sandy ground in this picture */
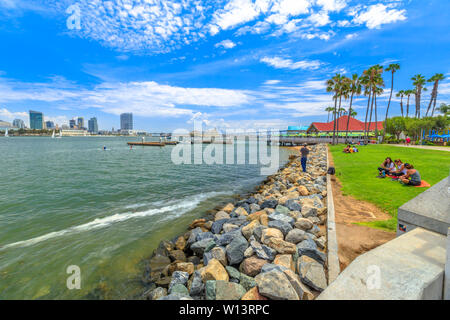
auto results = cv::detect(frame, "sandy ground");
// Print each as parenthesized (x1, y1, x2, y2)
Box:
(327, 149, 395, 271)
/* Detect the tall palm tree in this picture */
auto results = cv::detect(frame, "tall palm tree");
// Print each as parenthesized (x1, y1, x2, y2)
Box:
(396, 90, 405, 117)
(405, 89, 414, 118)
(362, 65, 383, 140)
(345, 73, 362, 138)
(325, 106, 334, 122)
(383, 63, 400, 140)
(425, 73, 445, 117)
(411, 74, 427, 118)
(350, 110, 357, 117)
(326, 74, 345, 144)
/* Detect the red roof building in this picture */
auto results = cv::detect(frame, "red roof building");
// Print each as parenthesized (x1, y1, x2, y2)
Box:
(307, 116, 383, 133)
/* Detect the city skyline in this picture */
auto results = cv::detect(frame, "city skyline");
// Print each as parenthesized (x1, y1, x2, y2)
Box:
(0, 1, 449, 132)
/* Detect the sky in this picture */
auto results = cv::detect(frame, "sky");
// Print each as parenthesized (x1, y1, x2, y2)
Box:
(0, 0, 449, 132)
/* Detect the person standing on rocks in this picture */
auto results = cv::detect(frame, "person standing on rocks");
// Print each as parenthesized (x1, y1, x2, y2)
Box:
(300, 143, 309, 173)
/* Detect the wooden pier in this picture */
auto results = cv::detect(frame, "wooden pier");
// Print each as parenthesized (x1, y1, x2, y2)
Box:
(127, 142, 166, 147)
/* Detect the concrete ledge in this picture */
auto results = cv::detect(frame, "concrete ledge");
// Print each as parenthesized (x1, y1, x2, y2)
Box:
(317, 227, 446, 300)
(445, 228, 450, 300)
(326, 145, 340, 284)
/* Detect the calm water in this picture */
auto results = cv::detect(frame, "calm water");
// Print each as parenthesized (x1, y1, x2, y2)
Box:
(0, 136, 293, 299)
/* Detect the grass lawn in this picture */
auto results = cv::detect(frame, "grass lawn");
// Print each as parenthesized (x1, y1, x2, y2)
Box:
(329, 144, 450, 232)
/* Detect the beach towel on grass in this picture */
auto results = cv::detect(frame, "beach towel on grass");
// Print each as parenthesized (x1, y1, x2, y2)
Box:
(386, 175, 431, 187)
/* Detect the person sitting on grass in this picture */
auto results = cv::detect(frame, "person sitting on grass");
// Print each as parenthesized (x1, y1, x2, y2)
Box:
(390, 159, 407, 179)
(352, 145, 359, 153)
(343, 145, 351, 153)
(377, 157, 394, 178)
(399, 163, 421, 186)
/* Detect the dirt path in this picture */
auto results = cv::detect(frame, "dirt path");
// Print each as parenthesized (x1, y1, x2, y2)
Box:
(386, 144, 450, 152)
(327, 148, 395, 271)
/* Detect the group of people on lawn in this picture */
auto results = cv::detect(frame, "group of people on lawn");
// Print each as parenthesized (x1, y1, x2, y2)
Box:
(343, 144, 359, 153)
(377, 157, 422, 186)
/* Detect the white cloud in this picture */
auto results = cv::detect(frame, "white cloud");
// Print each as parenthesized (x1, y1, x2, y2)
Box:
(345, 33, 357, 40)
(306, 11, 330, 27)
(264, 80, 281, 85)
(352, 4, 407, 29)
(0, 108, 28, 122)
(260, 56, 323, 70)
(215, 39, 237, 49)
(316, 0, 347, 12)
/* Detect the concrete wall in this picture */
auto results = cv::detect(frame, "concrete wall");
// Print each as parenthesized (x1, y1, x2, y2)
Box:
(318, 228, 447, 300)
(445, 228, 450, 300)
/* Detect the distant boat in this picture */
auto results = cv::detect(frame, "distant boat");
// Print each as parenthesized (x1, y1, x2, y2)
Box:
(56, 130, 62, 139)
(51, 130, 55, 139)
(5, 128, 9, 137)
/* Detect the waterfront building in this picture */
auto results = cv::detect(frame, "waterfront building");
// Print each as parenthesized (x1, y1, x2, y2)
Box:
(45, 121, 55, 129)
(88, 117, 98, 133)
(61, 129, 89, 136)
(69, 119, 77, 129)
(120, 113, 133, 131)
(12, 119, 26, 129)
(306, 116, 383, 135)
(29, 110, 44, 130)
(77, 117, 84, 130)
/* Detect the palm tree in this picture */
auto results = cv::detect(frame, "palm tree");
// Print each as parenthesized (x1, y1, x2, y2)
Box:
(325, 106, 334, 122)
(326, 74, 345, 144)
(425, 73, 445, 117)
(350, 110, 357, 117)
(411, 74, 427, 118)
(362, 65, 383, 140)
(345, 73, 362, 138)
(383, 63, 400, 140)
(396, 90, 405, 117)
(405, 89, 414, 118)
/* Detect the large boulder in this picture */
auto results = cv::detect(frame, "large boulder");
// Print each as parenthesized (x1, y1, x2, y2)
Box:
(226, 236, 249, 265)
(285, 228, 307, 244)
(239, 256, 268, 276)
(268, 220, 292, 236)
(255, 270, 299, 300)
(298, 256, 327, 292)
(215, 280, 247, 300)
(201, 258, 229, 282)
(250, 241, 277, 261)
(211, 219, 228, 234)
(241, 220, 260, 239)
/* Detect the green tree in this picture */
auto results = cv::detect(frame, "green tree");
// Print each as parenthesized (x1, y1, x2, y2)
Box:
(425, 73, 445, 117)
(326, 74, 346, 144)
(345, 73, 362, 139)
(436, 103, 450, 115)
(383, 63, 400, 140)
(385, 116, 406, 140)
(396, 90, 405, 117)
(325, 106, 334, 122)
(411, 74, 427, 118)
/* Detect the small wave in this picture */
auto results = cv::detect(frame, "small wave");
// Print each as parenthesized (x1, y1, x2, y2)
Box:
(0, 191, 227, 251)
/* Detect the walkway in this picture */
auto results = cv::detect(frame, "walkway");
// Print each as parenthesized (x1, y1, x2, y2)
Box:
(387, 144, 450, 152)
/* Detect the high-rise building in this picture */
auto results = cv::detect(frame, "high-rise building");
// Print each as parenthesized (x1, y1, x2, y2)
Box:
(77, 117, 84, 129)
(13, 119, 25, 129)
(120, 113, 133, 130)
(88, 117, 98, 133)
(45, 121, 55, 129)
(29, 110, 43, 130)
(69, 119, 77, 129)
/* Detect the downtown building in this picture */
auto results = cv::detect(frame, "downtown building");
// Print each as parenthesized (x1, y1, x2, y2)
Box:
(29, 110, 44, 130)
(88, 117, 98, 133)
(13, 119, 26, 129)
(120, 113, 134, 134)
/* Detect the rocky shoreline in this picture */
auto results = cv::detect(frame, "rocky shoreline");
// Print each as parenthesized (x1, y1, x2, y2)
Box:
(141, 144, 329, 300)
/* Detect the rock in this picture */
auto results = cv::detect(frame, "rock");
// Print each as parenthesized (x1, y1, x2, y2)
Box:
(190, 219, 206, 229)
(204, 240, 217, 253)
(268, 220, 293, 236)
(158, 293, 193, 300)
(273, 254, 295, 272)
(154, 240, 174, 257)
(297, 239, 326, 265)
(226, 236, 249, 265)
(247, 210, 265, 221)
(204, 221, 213, 230)
(268, 212, 295, 226)
(265, 238, 297, 254)
(284, 200, 302, 212)
(222, 203, 235, 213)
(259, 213, 269, 226)
(234, 207, 249, 216)
(169, 271, 189, 289)
(191, 239, 216, 256)
(315, 236, 326, 250)
(282, 268, 313, 300)
(302, 206, 318, 218)
(187, 227, 203, 247)
(216, 230, 241, 246)
(211, 219, 228, 234)
(250, 241, 277, 261)
(261, 228, 284, 244)
(170, 284, 189, 296)
(189, 271, 204, 297)
(298, 256, 327, 292)
(205, 280, 216, 300)
(285, 228, 307, 244)
(260, 200, 278, 210)
(244, 246, 254, 258)
(187, 256, 201, 265)
(255, 270, 299, 300)
(149, 254, 171, 279)
(155, 276, 172, 288)
(225, 266, 241, 281)
(222, 223, 239, 233)
(201, 258, 229, 282)
(274, 205, 291, 216)
(204, 246, 227, 266)
(260, 263, 288, 273)
(241, 220, 260, 239)
(174, 262, 195, 275)
(249, 203, 260, 213)
(239, 256, 268, 276)
(196, 231, 214, 241)
(169, 250, 187, 262)
(241, 286, 268, 300)
(298, 186, 309, 196)
(215, 211, 230, 221)
(215, 280, 247, 300)
(150, 287, 167, 300)
(252, 225, 268, 242)
(310, 225, 321, 236)
(239, 273, 257, 291)
(295, 218, 313, 231)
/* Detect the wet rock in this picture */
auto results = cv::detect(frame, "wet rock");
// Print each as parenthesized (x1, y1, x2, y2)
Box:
(169, 250, 187, 262)
(149, 254, 171, 278)
(255, 270, 299, 300)
(226, 235, 248, 265)
(191, 239, 216, 256)
(149, 287, 167, 300)
(215, 280, 246, 300)
(239, 256, 268, 276)
(154, 240, 174, 257)
(190, 219, 206, 229)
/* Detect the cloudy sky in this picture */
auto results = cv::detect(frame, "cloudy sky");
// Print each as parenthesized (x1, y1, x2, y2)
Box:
(0, 0, 449, 131)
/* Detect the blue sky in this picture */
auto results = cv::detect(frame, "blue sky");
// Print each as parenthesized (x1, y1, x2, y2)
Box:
(0, 0, 449, 131)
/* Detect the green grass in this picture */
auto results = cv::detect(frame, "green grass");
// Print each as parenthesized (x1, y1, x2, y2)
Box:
(329, 144, 450, 232)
